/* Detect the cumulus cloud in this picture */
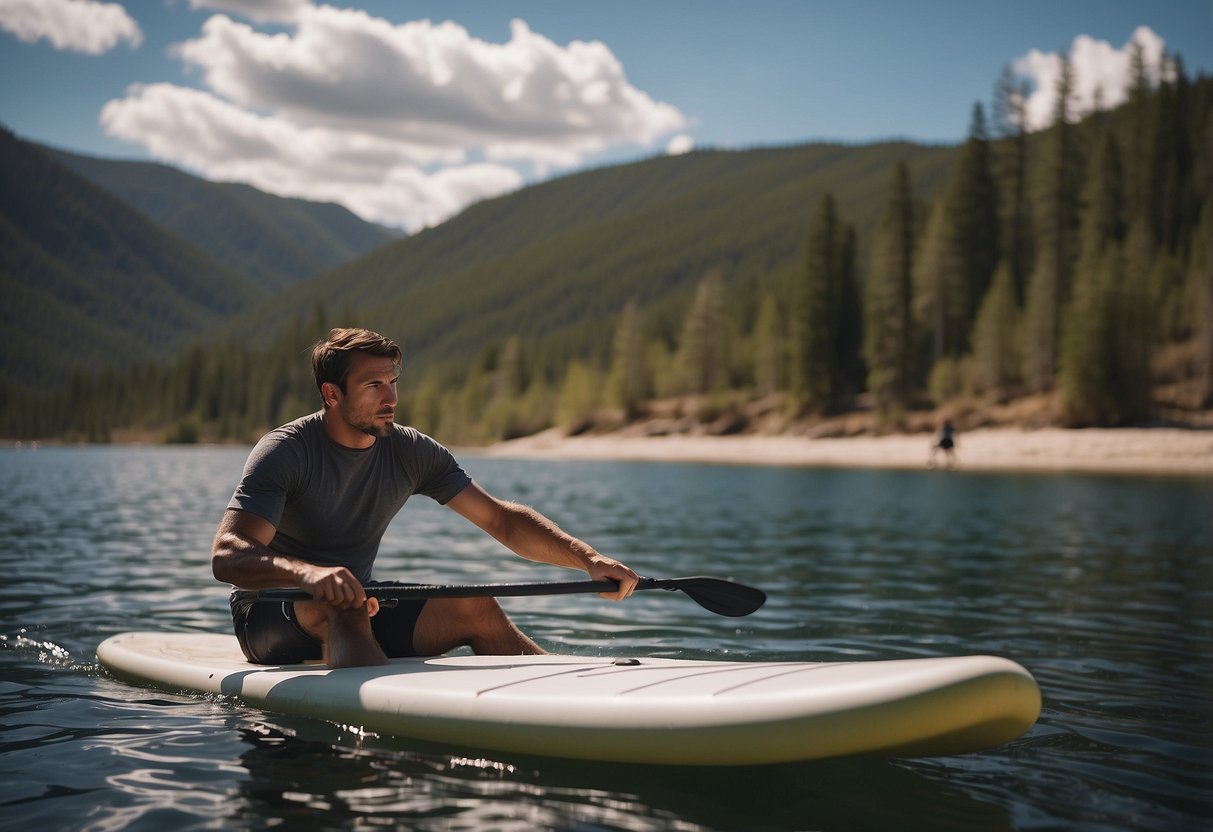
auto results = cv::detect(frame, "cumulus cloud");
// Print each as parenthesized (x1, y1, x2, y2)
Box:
(101, 82, 523, 229)
(102, 4, 687, 230)
(0, 0, 141, 54)
(666, 134, 694, 155)
(189, 0, 312, 24)
(1012, 26, 1169, 131)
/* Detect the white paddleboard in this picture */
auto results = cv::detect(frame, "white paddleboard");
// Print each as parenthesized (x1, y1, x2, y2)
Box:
(97, 632, 1040, 766)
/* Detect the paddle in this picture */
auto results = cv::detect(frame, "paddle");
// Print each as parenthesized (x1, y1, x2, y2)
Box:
(259, 576, 766, 618)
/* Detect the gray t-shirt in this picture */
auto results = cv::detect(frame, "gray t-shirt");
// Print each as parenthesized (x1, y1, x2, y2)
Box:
(227, 411, 471, 584)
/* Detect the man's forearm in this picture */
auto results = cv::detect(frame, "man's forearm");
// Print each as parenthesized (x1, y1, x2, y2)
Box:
(446, 483, 636, 599)
(492, 501, 599, 571)
(212, 531, 311, 588)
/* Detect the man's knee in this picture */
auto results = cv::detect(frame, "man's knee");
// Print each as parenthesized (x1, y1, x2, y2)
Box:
(414, 596, 504, 649)
(415, 595, 542, 656)
(291, 600, 329, 639)
(446, 596, 505, 631)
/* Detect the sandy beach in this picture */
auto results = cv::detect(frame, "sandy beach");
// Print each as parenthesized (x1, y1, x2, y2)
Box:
(481, 427, 1213, 477)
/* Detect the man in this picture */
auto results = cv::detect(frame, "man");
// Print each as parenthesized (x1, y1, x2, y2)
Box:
(213, 327, 638, 668)
(928, 419, 957, 470)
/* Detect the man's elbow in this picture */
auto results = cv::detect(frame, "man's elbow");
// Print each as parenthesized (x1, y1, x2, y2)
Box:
(211, 552, 230, 584)
(210, 533, 241, 583)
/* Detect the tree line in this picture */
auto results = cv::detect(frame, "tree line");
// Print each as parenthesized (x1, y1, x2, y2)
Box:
(413, 50, 1211, 443)
(2, 49, 1209, 444)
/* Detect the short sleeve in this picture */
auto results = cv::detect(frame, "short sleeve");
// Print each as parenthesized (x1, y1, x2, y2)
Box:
(227, 431, 303, 527)
(398, 428, 472, 504)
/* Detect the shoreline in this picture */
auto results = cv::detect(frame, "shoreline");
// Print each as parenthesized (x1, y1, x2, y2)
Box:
(479, 427, 1213, 477)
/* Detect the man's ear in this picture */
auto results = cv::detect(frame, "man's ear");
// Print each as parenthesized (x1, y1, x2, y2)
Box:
(321, 381, 342, 408)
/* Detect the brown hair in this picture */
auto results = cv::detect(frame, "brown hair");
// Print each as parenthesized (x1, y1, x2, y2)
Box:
(311, 328, 401, 394)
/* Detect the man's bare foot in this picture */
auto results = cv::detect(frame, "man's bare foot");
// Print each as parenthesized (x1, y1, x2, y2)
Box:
(295, 598, 389, 668)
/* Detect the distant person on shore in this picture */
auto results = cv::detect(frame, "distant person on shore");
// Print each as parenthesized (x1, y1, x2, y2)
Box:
(928, 419, 957, 470)
(212, 327, 639, 669)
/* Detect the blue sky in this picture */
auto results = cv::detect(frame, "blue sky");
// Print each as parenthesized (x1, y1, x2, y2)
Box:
(2, 0, 1210, 231)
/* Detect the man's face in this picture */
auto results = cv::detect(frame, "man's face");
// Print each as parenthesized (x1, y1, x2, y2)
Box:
(328, 351, 399, 439)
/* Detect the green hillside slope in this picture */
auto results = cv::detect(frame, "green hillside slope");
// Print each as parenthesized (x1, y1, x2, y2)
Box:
(7, 62, 1209, 442)
(51, 148, 399, 291)
(254, 142, 957, 371)
(0, 127, 262, 388)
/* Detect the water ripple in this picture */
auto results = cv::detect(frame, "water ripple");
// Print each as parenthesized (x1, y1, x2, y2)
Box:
(2, 448, 1211, 830)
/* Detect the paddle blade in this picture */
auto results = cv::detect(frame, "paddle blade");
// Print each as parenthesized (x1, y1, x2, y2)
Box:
(640, 576, 767, 617)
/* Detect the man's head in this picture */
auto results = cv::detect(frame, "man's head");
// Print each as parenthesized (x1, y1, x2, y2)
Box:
(311, 328, 402, 443)
(311, 328, 401, 396)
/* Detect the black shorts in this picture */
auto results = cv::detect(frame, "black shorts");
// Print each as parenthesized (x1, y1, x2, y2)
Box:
(230, 584, 427, 665)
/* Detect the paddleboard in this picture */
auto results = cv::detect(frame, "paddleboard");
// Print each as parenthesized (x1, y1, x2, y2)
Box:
(97, 632, 1040, 766)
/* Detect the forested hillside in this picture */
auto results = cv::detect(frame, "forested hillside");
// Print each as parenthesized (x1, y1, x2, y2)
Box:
(2, 51, 1209, 444)
(0, 127, 261, 393)
(249, 141, 959, 362)
(52, 149, 399, 291)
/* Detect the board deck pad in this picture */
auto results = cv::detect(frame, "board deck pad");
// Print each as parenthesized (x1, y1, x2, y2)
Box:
(97, 632, 1041, 765)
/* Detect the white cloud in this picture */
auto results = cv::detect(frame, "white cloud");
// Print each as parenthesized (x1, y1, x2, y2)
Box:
(0, 0, 141, 54)
(101, 82, 523, 230)
(189, 0, 312, 24)
(1012, 26, 1169, 131)
(101, 5, 687, 230)
(666, 134, 694, 155)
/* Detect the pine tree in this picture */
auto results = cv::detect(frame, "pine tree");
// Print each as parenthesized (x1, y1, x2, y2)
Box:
(971, 260, 1020, 397)
(454, 365, 492, 443)
(913, 198, 963, 366)
(406, 367, 446, 436)
(1060, 134, 1122, 424)
(950, 103, 1002, 335)
(1146, 56, 1193, 253)
(790, 193, 846, 410)
(1112, 249, 1154, 425)
(676, 272, 726, 395)
(752, 292, 782, 396)
(607, 300, 648, 417)
(1022, 257, 1060, 393)
(1059, 245, 1118, 425)
(1060, 126, 1148, 425)
(1197, 201, 1213, 406)
(1122, 41, 1153, 225)
(915, 104, 1002, 366)
(494, 335, 524, 400)
(835, 224, 862, 405)
(993, 64, 1034, 300)
(864, 161, 916, 418)
(480, 335, 531, 440)
(556, 360, 601, 431)
(1023, 53, 1083, 391)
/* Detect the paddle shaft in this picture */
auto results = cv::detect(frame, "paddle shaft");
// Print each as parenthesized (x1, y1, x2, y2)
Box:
(263, 577, 631, 601)
(257, 575, 765, 617)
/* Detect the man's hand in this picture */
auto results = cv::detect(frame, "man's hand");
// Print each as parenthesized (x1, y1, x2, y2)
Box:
(585, 554, 640, 601)
(299, 564, 375, 612)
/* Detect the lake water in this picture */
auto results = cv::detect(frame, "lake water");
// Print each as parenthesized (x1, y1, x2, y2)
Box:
(1, 444, 1210, 831)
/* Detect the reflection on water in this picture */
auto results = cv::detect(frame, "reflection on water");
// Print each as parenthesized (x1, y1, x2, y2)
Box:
(1, 445, 1211, 830)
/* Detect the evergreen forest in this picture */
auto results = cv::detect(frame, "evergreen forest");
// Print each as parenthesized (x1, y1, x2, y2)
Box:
(2, 48, 1210, 445)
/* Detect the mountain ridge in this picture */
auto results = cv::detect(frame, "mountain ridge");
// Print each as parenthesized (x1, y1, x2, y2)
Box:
(50, 146, 400, 291)
(241, 141, 958, 373)
(1, 127, 262, 388)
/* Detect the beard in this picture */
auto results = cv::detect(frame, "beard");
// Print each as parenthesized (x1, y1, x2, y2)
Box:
(343, 407, 395, 438)
(359, 421, 393, 439)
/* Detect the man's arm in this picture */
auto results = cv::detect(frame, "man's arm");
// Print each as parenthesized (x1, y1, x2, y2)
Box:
(445, 482, 639, 601)
(211, 508, 370, 609)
